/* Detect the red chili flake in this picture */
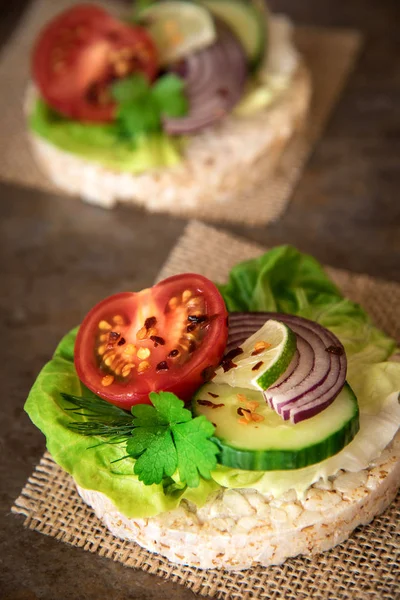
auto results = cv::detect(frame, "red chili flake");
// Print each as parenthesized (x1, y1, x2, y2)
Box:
(251, 347, 265, 356)
(201, 366, 215, 382)
(325, 345, 344, 356)
(168, 349, 179, 358)
(219, 347, 243, 372)
(188, 314, 208, 324)
(150, 335, 165, 347)
(212, 422, 217, 428)
(117, 337, 126, 346)
(197, 399, 224, 409)
(237, 407, 251, 416)
(144, 316, 157, 329)
(252, 361, 264, 372)
(208, 392, 219, 398)
(222, 347, 244, 362)
(109, 331, 120, 342)
(156, 361, 169, 372)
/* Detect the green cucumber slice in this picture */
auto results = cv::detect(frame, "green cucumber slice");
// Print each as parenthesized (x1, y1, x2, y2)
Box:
(197, 0, 267, 68)
(213, 319, 297, 390)
(193, 382, 360, 470)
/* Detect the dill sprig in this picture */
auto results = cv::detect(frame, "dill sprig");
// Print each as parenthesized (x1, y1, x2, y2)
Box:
(61, 392, 134, 438)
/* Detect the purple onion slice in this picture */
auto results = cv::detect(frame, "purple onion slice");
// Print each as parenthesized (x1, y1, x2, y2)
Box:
(227, 312, 347, 423)
(164, 21, 247, 134)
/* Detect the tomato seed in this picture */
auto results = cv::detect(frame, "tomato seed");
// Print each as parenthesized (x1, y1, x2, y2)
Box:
(138, 361, 150, 373)
(137, 347, 150, 360)
(182, 290, 192, 303)
(123, 343, 136, 356)
(101, 375, 114, 387)
(112, 315, 124, 325)
(99, 320, 112, 331)
(121, 364, 133, 377)
(98, 344, 107, 356)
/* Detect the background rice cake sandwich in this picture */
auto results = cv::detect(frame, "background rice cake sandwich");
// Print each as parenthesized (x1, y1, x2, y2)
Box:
(24, 247, 400, 570)
(26, 0, 311, 210)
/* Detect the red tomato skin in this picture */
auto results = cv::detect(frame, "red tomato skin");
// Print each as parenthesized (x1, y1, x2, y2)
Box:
(74, 275, 229, 409)
(32, 4, 158, 122)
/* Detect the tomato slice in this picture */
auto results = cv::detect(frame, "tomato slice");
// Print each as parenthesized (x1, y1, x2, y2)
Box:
(74, 274, 229, 409)
(32, 4, 158, 122)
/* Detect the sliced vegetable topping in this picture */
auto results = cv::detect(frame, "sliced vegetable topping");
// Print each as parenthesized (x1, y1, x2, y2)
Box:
(164, 20, 247, 134)
(32, 4, 158, 122)
(138, 1, 217, 65)
(227, 313, 347, 423)
(213, 319, 297, 390)
(193, 382, 359, 470)
(74, 274, 228, 409)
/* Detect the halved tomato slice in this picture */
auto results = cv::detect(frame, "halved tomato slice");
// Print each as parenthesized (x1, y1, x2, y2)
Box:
(32, 4, 158, 122)
(74, 274, 229, 409)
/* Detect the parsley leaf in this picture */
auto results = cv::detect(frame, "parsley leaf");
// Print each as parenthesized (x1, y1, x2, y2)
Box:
(127, 427, 177, 484)
(152, 74, 189, 118)
(172, 417, 218, 487)
(129, 392, 218, 486)
(111, 73, 188, 140)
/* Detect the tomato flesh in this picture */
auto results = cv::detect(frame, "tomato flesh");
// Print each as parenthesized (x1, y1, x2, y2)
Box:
(32, 4, 158, 122)
(74, 274, 229, 409)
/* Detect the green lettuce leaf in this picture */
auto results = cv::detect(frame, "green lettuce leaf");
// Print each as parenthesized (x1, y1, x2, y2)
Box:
(29, 98, 185, 174)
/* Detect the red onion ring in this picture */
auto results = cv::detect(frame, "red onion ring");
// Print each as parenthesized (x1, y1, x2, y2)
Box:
(164, 21, 247, 134)
(227, 312, 347, 423)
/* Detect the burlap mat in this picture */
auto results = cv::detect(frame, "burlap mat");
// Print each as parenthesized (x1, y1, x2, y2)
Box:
(0, 0, 361, 224)
(13, 222, 400, 599)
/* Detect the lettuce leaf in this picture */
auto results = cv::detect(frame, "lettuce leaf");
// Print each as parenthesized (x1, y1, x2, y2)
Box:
(29, 98, 185, 173)
(24, 245, 400, 517)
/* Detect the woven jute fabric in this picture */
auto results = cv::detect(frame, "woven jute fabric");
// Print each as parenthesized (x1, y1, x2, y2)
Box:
(0, 0, 361, 224)
(13, 222, 400, 599)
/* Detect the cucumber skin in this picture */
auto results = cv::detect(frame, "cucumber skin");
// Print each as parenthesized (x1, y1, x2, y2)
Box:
(194, 383, 360, 471)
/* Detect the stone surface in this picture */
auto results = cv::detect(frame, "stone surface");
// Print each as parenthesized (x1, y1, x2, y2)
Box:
(0, 0, 399, 599)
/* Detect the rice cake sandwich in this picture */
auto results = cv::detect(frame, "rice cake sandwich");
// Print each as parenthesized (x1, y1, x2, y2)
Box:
(26, 0, 311, 211)
(23, 246, 400, 570)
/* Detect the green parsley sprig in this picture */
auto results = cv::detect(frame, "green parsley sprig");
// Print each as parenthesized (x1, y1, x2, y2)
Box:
(64, 391, 218, 488)
(111, 73, 188, 139)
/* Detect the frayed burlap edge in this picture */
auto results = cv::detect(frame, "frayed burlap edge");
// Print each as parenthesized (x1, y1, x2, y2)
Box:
(0, 0, 362, 224)
(12, 222, 400, 600)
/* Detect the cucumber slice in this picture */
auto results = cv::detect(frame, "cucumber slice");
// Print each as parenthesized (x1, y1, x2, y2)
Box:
(198, 0, 266, 68)
(193, 382, 360, 470)
(139, 1, 216, 65)
(213, 319, 297, 390)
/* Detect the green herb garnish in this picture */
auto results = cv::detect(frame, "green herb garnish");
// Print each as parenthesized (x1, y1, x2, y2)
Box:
(111, 73, 188, 139)
(64, 390, 218, 488)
